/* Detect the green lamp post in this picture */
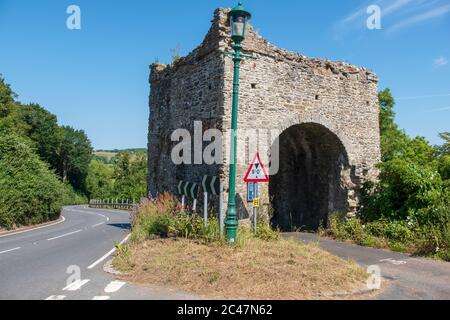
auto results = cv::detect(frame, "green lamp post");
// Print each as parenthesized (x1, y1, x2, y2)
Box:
(224, 3, 252, 244)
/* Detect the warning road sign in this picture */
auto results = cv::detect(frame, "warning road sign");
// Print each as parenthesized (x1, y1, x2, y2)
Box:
(244, 152, 269, 183)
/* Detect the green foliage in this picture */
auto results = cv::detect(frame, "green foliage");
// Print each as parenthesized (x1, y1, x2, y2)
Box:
(131, 194, 221, 244)
(61, 183, 88, 206)
(86, 160, 115, 199)
(112, 152, 147, 200)
(362, 90, 446, 221)
(256, 222, 280, 241)
(16, 103, 63, 171)
(0, 75, 95, 229)
(363, 158, 442, 221)
(438, 155, 450, 181)
(436, 132, 450, 156)
(57, 126, 93, 193)
(332, 89, 450, 261)
(327, 214, 450, 261)
(0, 133, 64, 229)
(0, 77, 17, 118)
(378, 88, 396, 136)
(130, 193, 280, 245)
(0, 76, 151, 230)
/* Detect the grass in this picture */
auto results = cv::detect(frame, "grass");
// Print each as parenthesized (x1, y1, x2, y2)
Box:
(113, 194, 370, 300)
(323, 213, 450, 262)
(113, 238, 367, 300)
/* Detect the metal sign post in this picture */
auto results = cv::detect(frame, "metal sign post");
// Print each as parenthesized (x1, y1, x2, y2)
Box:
(203, 191, 208, 226)
(201, 175, 223, 229)
(178, 181, 199, 213)
(253, 197, 260, 236)
(244, 153, 269, 237)
(219, 181, 224, 238)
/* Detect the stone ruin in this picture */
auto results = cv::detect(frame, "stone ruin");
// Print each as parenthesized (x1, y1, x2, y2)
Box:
(148, 8, 380, 231)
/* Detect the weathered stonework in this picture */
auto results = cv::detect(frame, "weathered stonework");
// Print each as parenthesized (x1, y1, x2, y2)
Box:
(148, 8, 381, 230)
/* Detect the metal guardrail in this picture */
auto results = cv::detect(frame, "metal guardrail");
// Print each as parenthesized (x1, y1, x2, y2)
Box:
(89, 199, 138, 211)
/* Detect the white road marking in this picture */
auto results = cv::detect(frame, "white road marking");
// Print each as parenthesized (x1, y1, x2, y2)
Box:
(380, 258, 407, 265)
(62, 279, 90, 291)
(104, 281, 126, 293)
(92, 296, 111, 300)
(47, 229, 82, 241)
(92, 222, 105, 228)
(66, 208, 111, 222)
(45, 295, 66, 300)
(0, 216, 66, 239)
(0, 247, 21, 255)
(87, 234, 131, 270)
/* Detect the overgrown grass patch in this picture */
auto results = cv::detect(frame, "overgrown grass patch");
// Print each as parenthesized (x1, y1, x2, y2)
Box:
(114, 238, 367, 300)
(113, 194, 369, 299)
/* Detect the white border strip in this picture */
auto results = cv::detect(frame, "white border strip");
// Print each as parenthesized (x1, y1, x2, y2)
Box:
(87, 234, 131, 270)
(0, 247, 21, 255)
(47, 229, 82, 241)
(0, 216, 66, 239)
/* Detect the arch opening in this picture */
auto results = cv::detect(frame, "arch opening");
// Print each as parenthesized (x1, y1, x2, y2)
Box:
(270, 123, 350, 231)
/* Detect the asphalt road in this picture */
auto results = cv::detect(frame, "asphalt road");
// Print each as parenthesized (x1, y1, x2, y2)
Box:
(0, 206, 199, 300)
(2, 206, 449, 300)
(283, 233, 450, 300)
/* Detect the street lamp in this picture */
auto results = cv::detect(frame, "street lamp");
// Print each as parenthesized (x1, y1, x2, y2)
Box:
(225, 3, 252, 244)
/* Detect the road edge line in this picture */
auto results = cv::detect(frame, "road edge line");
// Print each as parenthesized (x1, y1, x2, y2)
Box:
(87, 234, 131, 270)
(0, 215, 66, 239)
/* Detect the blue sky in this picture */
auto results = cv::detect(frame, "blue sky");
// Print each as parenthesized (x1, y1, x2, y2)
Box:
(0, 0, 449, 149)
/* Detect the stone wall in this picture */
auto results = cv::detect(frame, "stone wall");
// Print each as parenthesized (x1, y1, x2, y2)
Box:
(148, 8, 381, 229)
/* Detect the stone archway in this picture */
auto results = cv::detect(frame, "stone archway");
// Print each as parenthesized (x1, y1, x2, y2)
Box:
(270, 123, 350, 231)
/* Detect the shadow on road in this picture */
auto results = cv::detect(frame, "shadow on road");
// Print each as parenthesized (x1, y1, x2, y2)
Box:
(107, 223, 131, 230)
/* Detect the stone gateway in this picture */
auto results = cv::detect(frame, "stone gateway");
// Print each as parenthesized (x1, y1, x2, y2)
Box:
(148, 8, 381, 231)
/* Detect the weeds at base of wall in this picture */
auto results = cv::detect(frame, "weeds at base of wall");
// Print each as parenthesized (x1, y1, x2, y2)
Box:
(322, 212, 450, 262)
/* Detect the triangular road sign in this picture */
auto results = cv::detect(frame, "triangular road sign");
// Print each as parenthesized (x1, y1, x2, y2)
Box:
(244, 152, 269, 183)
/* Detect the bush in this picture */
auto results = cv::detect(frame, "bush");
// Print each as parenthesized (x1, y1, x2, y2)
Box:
(130, 193, 280, 244)
(362, 158, 442, 221)
(62, 183, 88, 205)
(256, 222, 280, 241)
(326, 213, 450, 261)
(365, 219, 414, 243)
(0, 133, 64, 229)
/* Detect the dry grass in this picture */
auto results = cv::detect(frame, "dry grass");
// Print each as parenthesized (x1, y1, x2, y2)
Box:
(114, 237, 368, 300)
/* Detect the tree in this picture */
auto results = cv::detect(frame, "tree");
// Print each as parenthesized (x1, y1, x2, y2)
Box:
(378, 90, 436, 167)
(363, 89, 447, 221)
(437, 133, 450, 182)
(16, 103, 62, 170)
(86, 160, 114, 199)
(437, 132, 450, 156)
(0, 77, 16, 118)
(378, 88, 396, 136)
(57, 126, 93, 193)
(0, 77, 21, 133)
(112, 152, 148, 200)
(0, 133, 64, 229)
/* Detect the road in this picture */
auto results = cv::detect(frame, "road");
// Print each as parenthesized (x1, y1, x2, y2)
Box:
(283, 233, 450, 300)
(0, 206, 199, 300)
(2, 206, 449, 300)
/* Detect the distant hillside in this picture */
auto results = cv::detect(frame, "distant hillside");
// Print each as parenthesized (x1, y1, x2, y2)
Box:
(94, 148, 147, 164)
(96, 148, 147, 154)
